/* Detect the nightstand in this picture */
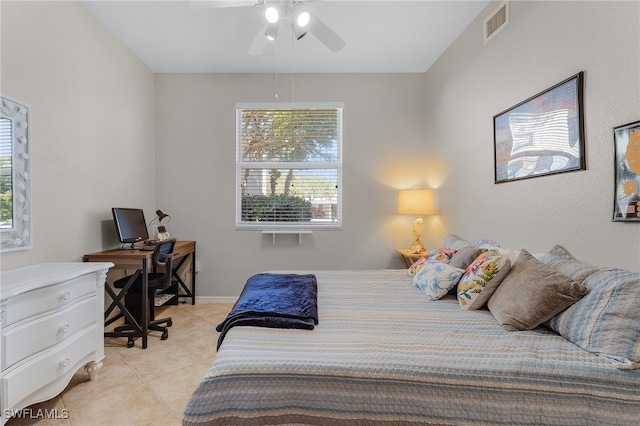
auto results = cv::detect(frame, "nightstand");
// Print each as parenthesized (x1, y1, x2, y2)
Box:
(394, 248, 427, 268)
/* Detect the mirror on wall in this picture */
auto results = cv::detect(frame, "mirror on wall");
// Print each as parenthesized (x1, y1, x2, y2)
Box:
(0, 95, 31, 252)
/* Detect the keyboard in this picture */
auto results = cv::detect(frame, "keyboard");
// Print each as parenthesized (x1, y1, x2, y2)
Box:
(137, 241, 158, 251)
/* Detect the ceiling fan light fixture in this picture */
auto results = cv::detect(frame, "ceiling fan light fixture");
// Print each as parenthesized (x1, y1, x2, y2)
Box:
(294, 25, 308, 40)
(265, 6, 279, 24)
(265, 22, 278, 41)
(296, 11, 310, 27)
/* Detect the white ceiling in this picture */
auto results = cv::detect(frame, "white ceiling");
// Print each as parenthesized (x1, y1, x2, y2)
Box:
(81, 0, 490, 74)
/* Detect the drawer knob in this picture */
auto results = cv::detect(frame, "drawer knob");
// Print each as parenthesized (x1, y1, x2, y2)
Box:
(62, 291, 71, 301)
(60, 357, 70, 367)
(60, 323, 70, 333)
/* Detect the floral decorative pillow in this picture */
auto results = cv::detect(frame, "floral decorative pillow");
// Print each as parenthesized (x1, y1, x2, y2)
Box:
(407, 247, 457, 277)
(413, 261, 465, 301)
(457, 250, 511, 310)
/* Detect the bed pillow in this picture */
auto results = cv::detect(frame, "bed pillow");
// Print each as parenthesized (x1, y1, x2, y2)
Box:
(407, 247, 457, 277)
(487, 250, 588, 332)
(490, 247, 521, 263)
(545, 266, 640, 369)
(477, 246, 546, 263)
(447, 246, 485, 295)
(448, 246, 484, 270)
(457, 250, 511, 310)
(543, 244, 600, 282)
(472, 238, 500, 248)
(440, 234, 472, 250)
(441, 234, 500, 250)
(413, 261, 465, 301)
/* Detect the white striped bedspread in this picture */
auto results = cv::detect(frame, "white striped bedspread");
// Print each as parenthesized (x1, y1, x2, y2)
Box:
(183, 270, 640, 425)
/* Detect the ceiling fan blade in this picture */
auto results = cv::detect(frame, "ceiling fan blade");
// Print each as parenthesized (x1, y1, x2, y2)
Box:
(307, 14, 345, 52)
(247, 25, 270, 56)
(188, 0, 259, 9)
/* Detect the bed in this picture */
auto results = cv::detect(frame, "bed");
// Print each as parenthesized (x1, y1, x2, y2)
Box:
(184, 252, 640, 425)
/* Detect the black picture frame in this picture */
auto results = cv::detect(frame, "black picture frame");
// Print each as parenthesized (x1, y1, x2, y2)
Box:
(613, 120, 640, 222)
(493, 72, 586, 183)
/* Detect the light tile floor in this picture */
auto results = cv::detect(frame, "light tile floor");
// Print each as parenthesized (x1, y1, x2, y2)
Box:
(6, 303, 234, 426)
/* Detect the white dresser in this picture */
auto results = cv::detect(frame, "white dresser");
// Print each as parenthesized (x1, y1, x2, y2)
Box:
(0, 262, 112, 425)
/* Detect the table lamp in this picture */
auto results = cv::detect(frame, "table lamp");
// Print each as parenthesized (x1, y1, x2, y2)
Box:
(148, 209, 171, 241)
(397, 189, 436, 253)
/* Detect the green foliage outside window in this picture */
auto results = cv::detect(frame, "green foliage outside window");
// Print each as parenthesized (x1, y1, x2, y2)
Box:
(0, 156, 11, 224)
(241, 194, 312, 222)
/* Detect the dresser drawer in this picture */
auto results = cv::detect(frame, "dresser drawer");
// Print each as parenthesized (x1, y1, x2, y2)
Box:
(3, 273, 95, 327)
(2, 325, 97, 410)
(2, 297, 96, 371)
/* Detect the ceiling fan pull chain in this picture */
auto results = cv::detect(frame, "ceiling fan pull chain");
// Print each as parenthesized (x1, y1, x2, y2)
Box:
(291, 27, 295, 105)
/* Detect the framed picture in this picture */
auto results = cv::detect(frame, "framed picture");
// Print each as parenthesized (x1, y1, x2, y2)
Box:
(493, 72, 586, 183)
(613, 120, 640, 222)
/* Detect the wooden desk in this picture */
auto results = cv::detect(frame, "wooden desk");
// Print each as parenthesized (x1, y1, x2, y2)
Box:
(84, 240, 196, 349)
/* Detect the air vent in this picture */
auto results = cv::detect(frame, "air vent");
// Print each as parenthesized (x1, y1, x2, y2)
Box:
(484, 0, 509, 44)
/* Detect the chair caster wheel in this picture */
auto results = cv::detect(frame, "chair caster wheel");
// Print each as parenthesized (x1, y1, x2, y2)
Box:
(161, 331, 168, 340)
(167, 319, 173, 327)
(127, 339, 135, 348)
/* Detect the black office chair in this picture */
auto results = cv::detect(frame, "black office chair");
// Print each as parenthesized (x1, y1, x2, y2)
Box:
(113, 238, 176, 347)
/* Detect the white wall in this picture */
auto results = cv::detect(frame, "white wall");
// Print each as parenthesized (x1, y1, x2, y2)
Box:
(155, 73, 430, 296)
(424, 0, 640, 271)
(4, 0, 637, 298)
(1, 1, 156, 269)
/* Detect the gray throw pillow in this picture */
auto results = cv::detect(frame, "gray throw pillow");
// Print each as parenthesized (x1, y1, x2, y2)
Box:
(448, 246, 484, 270)
(487, 249, 589, 331)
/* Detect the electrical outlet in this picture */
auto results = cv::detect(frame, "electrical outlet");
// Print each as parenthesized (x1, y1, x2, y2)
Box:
(195, 261, 200, 273)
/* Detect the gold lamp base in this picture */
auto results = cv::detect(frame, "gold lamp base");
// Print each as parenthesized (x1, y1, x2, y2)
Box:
(409, 241, 425, 254)
(397, 189, 436, 255)
(408, 218, 426, 254)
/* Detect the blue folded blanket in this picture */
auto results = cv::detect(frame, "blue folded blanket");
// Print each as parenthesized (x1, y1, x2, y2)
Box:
(216, 273, 318, 350)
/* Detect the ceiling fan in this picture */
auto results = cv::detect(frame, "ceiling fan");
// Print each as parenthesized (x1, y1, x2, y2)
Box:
(188, 0, 346, 55)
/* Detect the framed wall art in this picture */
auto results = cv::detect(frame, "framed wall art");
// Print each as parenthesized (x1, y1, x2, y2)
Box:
(613, 120, 640, 222)
(493, 72, 586, 183)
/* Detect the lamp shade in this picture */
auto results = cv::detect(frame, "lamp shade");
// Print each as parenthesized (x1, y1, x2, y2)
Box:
(397, 189, 436, 215)
(155, 210, 171, 225)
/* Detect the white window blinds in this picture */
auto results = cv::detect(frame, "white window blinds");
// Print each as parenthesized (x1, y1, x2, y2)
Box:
(236, 103, 343, 230)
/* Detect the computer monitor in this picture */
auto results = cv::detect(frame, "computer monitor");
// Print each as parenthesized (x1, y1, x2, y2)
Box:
(112, 207, 149, 248)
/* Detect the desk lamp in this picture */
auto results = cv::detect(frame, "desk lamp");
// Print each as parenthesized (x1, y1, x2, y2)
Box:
(148, 209, 171, 241)
(397, 189, 436, 254)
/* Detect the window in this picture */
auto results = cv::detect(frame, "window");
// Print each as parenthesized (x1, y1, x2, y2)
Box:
(236, 102, 343, 230)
